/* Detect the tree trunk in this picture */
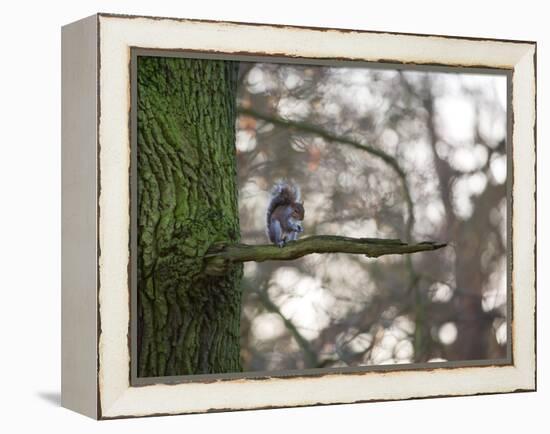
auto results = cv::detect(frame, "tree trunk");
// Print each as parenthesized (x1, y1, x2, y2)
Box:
(136, 56, 242, 377)
(450, 182, 506, 360)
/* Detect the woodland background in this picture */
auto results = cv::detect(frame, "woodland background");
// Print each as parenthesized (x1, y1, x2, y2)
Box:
(235, 62, 508, 371)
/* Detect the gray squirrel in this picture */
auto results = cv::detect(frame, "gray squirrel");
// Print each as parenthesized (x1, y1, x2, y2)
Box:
(266, 182, 305, 247)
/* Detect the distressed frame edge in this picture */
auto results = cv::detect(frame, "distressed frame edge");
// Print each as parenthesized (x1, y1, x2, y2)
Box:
(96, 11, 537, 46)
(94, 14, 536, 419)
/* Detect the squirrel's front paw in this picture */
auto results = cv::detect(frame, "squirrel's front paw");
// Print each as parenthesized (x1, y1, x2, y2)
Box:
(276, 240, 286, 248)
(295, 224, 304, 233)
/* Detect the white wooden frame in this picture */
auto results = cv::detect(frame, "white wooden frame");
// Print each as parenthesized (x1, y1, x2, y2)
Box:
(61, 13, 536, 419)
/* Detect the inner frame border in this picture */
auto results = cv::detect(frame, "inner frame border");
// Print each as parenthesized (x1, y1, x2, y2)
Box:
(128, 47, 514, 387)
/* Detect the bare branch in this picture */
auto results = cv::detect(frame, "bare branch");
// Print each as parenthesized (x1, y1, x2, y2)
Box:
(254, 287, 318, 368)
(204, 235, 446, 275)
(237, 107, 415, 239)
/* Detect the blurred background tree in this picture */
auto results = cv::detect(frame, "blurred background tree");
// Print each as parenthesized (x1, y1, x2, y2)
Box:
(235, 62, 508, 371)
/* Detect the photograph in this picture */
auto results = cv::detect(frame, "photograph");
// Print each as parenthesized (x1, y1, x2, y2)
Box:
(134, 54, 509, 379)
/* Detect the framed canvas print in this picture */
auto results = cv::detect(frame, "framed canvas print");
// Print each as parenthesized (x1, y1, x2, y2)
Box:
(61, 13, 536, 419)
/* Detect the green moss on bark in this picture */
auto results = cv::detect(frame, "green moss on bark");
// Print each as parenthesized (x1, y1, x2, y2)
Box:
(137, 56, 242, 377)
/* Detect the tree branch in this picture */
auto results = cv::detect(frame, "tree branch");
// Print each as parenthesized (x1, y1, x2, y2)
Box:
(204, 235, 446, 275)
(254, 287, 318, 368)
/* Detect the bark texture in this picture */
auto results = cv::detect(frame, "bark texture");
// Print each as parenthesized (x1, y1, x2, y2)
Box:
(137, 56, 242, 377)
